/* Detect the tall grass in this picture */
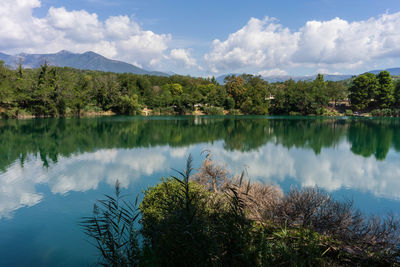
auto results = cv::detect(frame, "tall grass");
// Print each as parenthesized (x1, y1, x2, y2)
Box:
(80, 181, 140, 266)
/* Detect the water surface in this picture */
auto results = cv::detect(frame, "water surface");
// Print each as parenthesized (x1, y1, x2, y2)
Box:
(1, 116, 400, 266)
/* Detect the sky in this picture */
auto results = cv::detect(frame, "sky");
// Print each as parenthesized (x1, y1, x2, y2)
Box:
(1, 0, 400, 77)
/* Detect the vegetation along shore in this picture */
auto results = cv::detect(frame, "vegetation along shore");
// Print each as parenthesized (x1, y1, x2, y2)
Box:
(81, 154, 400, 266)
(1, 61, 400, 119)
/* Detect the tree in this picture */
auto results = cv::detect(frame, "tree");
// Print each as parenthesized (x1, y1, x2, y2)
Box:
(166, 83, 183, 96)
(326, 81, 347, 107)
(114, 94, 141, 115)
(394, 80, 400, 108)
(376, 71, 395, 108)
(310, 74, 329, 112)
(0, 60, 14, 108)
(349, 73, 378, 111)
(225, 75, 246, 107)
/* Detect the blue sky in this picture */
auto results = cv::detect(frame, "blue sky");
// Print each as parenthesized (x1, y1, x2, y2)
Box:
(2, 0, 400, 76)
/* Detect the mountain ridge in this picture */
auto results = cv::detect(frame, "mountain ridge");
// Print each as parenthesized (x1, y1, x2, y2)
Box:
(216, 68, 400, 84)
(0, 50, 169, 76)
(1, 50, 400, 81)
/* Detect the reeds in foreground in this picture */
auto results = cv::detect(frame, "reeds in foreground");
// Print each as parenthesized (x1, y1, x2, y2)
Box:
(81, 154, 400, 266)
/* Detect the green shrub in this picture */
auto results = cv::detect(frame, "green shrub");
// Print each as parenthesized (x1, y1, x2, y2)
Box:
(392, 109, 400, 117)
(0, 108, 32, 118)
(139, 156, 257, 266)
(382, 108, 392, 117)
(113, 94, 142, 115)
(82, 104, 103, 113)
(140, 159, 219, 266)
(151, 106, 175, 115)
(227, 109, 242, 115)
(371, 109, 394, 117)
(316, 107, 326, 115)
(202, 106, 224, 115)
(344, 109, 353, 116)
(224, 97, 235, 110)
(371, 109, 381, 117)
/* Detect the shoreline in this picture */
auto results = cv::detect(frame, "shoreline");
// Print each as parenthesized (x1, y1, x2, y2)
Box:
(2, 104, 398, 120)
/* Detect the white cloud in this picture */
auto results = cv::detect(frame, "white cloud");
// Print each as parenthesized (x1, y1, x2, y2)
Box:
(258, 68, 288, 77)
(0, 156, 44, 219)
(2, 140, 400, 218)
(211, 142, 400, 201)
(0, 0, 171, 69)
(205, 17, 298, 73)
(169, 48, 198, 69)
(205, 13, 400, 73)
(105, 15, 140, 39)
(47, 7, 103, 43)
(0, 146, 184, 218)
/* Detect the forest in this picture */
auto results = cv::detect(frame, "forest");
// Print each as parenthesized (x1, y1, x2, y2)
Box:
(1, 60, 400, 118)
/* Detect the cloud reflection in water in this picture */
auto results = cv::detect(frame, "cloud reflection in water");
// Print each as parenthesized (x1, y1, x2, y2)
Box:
(1, 141, 400, 218)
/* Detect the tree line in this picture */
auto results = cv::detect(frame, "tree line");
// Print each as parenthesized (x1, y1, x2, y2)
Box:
(1, 60, 400, 117)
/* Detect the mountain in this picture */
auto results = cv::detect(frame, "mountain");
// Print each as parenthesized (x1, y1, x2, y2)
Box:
(0, 50, 169, 76)
(0, 52, 11, 63)
(216, 68, 400, 84)
(367, 68, 400, 76)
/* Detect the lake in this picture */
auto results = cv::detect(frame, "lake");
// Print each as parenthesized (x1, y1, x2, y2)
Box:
(1, 116, 400, 266)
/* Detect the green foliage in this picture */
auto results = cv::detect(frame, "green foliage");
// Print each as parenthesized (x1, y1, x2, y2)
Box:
(258, 226, 336, 266)
(202, 106, 224, 115)
(80, 181, 141, 266)
(163, 83, 183, 96)
(82, 156, 400, 266)
(376, 71, 395, 108)
(140, 156, 219, 266)
(344, 109, 353, 116)
(0, 64, 221, 117)
(393, 80, 400, 108)
(270, 76, 329, 115)
(114, 94, 141, 115)
(140, 177, 208, 232)
(349, 71, 396, 111)
(371, 109, 393, 117)
(224, 96, 235, 110)
(139, 157, 259, 266)
(3, 63, 400, 117)
(225, 75, 247, 107)
(349, 73, 378, 111)
(0, 107, 32, 119)
(326, 80, 347, 106)
(227, 109, 242, 115)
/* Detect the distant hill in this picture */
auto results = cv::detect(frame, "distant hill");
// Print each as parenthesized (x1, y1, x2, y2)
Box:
(367, 68, 400, 76)
(0, 50, 169, 76)
(0, 52, 11, 63)
(217, 69, 400, 84)
(216, 73, 354, 84)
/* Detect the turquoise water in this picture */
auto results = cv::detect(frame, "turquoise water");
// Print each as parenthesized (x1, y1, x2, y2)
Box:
(1, 116, 400, 266)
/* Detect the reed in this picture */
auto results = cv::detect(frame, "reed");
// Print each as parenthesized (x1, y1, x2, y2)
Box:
(82, 154, 400, 266)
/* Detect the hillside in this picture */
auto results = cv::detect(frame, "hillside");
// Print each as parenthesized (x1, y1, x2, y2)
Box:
(0, 50, 168, 76)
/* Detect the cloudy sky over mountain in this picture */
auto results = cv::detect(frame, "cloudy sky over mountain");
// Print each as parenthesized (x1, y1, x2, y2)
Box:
(1, 0, 400, 76)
